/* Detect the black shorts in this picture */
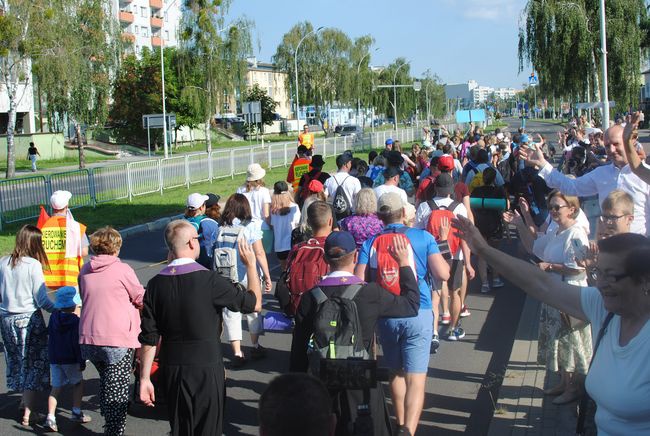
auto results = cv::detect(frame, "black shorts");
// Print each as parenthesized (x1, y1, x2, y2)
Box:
(447, 259, 464, 291)
(276, 250, 290, 261)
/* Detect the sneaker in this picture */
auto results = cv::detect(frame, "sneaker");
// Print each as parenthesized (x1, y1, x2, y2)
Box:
(481, 283, 491, 293)
(250, 345, 267, 360)
(230, 355, 247, 368)
(492, 278, 505, 288)
(440, 313, 451, 325)
(460, 305, 471, 318)
(43, 417, 58, 432)
(431, 334, 440, 353)
(447, 327, 466, 341)
(71, 411, 91, 424)
(396, 426, 412, 436)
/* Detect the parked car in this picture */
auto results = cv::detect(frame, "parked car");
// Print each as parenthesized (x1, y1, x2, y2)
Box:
(337, 125, 362, 137)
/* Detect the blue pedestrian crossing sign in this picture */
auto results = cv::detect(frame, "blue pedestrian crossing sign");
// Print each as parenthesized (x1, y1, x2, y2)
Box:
(528, 72, 539, 86)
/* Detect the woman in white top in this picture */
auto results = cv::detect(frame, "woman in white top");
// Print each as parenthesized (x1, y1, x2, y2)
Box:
(506, 190, 592, 405)
(453, 219, 650, 436)
(0, 225, 55, 425)
(236, 163, 272, 226)
(269, 181, 301, 271)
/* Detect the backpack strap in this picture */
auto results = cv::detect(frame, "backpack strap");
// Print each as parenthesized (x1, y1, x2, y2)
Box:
(427, 199, 439, 211)
(448, 200, 461, 213)
(576, 312, 614, 435)
(340, 284, 363, 301)
(311, 287, 328, 305)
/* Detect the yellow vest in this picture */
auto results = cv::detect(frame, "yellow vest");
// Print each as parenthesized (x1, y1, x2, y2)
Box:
(41, 216, 86, 289)
(298, 132, 314, 149)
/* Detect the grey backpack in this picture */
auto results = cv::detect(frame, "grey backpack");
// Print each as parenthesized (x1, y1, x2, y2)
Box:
(213, 225, 245, 282)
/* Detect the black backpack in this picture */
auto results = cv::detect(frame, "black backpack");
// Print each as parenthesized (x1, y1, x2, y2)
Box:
(497, 159, 512, 184)
(332, 176, 352, 220)
(307, 284, 369, 374)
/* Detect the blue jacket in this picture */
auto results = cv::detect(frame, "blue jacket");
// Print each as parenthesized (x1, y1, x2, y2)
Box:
(48, 310, 83, 366)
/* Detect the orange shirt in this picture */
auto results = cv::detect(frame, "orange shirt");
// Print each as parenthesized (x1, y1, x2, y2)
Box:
(287, 157, 312, 190)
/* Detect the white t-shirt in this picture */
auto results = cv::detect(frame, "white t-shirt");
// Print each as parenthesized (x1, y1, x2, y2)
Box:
(324, 172, 361, 211)
(236, 186, 271, 228)
(532, 222, 588, 286)
(374, 184, 408, 205)
(270, 204, 301, 252)
(415, 196, 468, 259)
(581, 287, 650, 435)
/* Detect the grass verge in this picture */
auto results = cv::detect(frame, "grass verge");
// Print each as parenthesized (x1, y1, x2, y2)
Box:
(0, 151, 370, 255)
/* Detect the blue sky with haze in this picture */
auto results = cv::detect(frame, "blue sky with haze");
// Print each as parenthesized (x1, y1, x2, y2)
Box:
(227, 0, 531, 89)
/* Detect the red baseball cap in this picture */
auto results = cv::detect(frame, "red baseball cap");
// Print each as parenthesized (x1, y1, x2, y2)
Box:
(438, 155, 454, 172)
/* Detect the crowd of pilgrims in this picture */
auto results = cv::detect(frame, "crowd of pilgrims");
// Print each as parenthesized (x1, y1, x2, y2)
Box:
(1, 112, 650, 435)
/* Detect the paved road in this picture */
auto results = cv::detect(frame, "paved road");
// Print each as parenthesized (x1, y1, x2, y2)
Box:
(0, 118, 569, 435)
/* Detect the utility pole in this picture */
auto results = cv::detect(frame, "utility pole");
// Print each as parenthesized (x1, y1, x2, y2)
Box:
(599, 0, 610, 128)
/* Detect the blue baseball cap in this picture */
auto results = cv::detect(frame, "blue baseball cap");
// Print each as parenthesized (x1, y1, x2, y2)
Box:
(324, 231, 357, 259)
(55, 286, 81, 309)
(385, 138, 394, 146)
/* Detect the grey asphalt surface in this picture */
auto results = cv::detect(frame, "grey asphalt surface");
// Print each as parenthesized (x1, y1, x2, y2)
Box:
(0, 118, 569, 435)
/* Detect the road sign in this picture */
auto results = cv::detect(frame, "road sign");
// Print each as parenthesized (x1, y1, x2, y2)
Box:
(455, 109, 486, 123)
(528, 73, 539, 87)
(242, 101, 261, 115)
(413, 81, 422, 92)
(142, 114, 176, 129)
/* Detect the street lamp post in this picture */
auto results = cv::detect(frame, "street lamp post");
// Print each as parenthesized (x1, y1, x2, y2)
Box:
(160, 0, 179, 159)
(599, 0, 610, 128)
(393, 62, 408, 130)
(294, 26, 323, 132)
(423, 69, 432, 126)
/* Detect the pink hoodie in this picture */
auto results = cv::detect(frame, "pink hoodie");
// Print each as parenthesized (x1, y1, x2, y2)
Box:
(78, 255, 145, 349)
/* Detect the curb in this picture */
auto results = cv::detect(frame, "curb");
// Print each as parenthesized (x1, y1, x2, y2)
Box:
(119, 214, 183, 239)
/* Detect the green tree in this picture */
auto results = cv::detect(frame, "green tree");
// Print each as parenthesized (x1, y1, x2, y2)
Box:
(179, 0, 253, 152)
(0, 0, 58, 178)
(34, 0, 121, 169)
(241, 83, 278, 136)
(519, 0, 647, 115)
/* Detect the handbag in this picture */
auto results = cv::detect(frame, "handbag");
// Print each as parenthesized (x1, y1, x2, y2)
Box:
(274, 270, 291, 313)
(576, 312, 614, 436)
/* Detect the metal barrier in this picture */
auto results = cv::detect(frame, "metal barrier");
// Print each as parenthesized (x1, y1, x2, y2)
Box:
(0, 126, 438, 228)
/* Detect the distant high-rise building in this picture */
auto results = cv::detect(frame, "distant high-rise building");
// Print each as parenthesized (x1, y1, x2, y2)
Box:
(114, 0, 182, 55)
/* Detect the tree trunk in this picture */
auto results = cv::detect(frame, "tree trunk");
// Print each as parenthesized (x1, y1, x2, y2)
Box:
(75, 123, 86, 169)
(205, 118, 212, 153)
(5, 91, 17, 179)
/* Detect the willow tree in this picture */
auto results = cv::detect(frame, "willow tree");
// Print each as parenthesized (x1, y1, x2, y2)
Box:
(33, 0, 121, 169)
(519, 0, 647, 114)
(0, 0, 61, 178)
(179, 0, 253, 152)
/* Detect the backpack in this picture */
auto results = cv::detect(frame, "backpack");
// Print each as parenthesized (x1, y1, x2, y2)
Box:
(496, 159, 512, 184)
(415, 172, 439, 204)
(332, 176, 352, 220)
(307, 284, 369, 373)
(471, 188, 504, 239)
(368, 166, 383, 181)
(426, 200, 461, 259)
(283, 238, 329, 316)
(468, 169, 485, 193)
(368, 227, 416, 296)
(212, 225, 246, 282)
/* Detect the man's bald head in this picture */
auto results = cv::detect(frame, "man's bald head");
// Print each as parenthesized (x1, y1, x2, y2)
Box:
(165, 220, 199, 258)
(604, 124, 627, 167)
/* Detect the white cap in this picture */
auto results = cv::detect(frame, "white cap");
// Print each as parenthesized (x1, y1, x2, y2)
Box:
(186, 193, 209, 210)
(50, 190, 72, 210)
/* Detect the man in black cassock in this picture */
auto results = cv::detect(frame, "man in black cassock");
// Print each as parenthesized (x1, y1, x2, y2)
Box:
(138, 220, 262, 436)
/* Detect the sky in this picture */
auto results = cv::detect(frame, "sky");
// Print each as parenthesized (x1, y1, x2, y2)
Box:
(226, 0, 532, 89)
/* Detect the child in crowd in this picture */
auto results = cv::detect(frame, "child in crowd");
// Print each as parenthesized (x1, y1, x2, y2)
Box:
(270, 181, 301, 271)
(44, 286, 91, 432)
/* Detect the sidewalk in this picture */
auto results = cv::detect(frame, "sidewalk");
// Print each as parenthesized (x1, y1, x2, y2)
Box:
(488, 295, 593, 435)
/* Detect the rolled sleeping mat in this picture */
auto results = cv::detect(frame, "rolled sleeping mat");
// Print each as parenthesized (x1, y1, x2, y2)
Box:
(470, 197, 507, 211)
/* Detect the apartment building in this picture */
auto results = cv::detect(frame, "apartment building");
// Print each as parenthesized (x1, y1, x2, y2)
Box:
(244, 58, 291, 118)
(115, 0, 182, 55)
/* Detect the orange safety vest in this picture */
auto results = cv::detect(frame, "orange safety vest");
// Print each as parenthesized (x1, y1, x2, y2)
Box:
(41, 216, 86, 290)
(298, 132, 315, 149)
(288, 157, 312, 190)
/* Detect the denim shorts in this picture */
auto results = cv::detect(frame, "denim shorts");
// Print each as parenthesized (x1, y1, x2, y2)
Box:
(50, 363, 83, 387)
(377, 309, 433, 373)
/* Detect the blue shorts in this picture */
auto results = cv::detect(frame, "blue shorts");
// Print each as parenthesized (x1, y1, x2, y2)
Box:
(50, 363, 83, 388)
(377, 309, 433, 373)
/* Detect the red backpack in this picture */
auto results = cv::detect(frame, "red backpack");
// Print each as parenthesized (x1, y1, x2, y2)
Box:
(415, 169, 440, 204)
(368, 227, 417, 296)
(426, 200, 462, 259)
(283, 238, 329, 316)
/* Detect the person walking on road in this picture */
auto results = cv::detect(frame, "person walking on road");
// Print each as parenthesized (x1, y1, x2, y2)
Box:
(78, 227, 145, 435)
(0, 225, 55, 427)
(40, 190, 89, 290)
(27, 142, 41, 172)
(139, 220, 262, 436)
